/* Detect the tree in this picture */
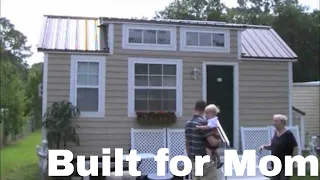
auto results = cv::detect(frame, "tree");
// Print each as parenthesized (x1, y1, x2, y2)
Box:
(0, 18, 33, 144)
(0, 18, 32, 81)
(0, 59, 26, 144)
(25, 62, 43, 131)
(155, 0, 228, 21)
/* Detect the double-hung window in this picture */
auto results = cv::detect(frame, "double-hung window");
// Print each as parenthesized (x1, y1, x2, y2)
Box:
(122, 24, 177, 51)
(70, 55, 106, 117)
(128, 58, 182, 117)
(180, 27, 230, 53)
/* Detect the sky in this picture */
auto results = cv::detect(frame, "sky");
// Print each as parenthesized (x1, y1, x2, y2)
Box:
(1, 0, 319, 66)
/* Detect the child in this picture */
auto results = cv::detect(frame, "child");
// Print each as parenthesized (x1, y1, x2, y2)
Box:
(196, 104, 223, 169)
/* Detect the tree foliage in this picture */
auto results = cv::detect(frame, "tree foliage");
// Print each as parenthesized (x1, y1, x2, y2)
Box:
(156, 0, 320, 81)
(0, 18, 40, 144)
(25, 62, 43, 130)
(0, 59, 26, 144)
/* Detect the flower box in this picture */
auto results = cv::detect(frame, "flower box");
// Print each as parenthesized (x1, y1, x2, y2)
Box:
(136, 111, 177, 125)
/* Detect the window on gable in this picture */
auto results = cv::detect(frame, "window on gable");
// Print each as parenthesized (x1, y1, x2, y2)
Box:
(134, 63, 177, 112)
(128, 28, 171, 45)
(186, 31, 225, 47)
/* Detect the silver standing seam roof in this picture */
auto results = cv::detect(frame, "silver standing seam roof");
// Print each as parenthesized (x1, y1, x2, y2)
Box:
(37, 15, 297, 60)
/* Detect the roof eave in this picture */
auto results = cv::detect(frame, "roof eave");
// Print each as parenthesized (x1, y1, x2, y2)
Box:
(241, 56, 298, 62)
(101, 18, 251, 30)
(37, 48, 110, 55)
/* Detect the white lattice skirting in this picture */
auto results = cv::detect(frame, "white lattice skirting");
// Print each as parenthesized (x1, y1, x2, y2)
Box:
(240, 125, 302, 158)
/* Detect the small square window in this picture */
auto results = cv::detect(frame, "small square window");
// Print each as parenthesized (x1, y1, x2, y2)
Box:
(129, 29, 142, 43)
(135, 64, 148, 74)
(157, 30, 171, 44)
(186, 32, 198, 46)
(143, 30, 157, 44)
(199, 33, 212, 46)
(149, 64, 162, 75)
(212, 33, 225, 47)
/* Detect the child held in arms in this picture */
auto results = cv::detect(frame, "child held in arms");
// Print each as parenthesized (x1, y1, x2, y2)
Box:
(196, 104, 223, 169)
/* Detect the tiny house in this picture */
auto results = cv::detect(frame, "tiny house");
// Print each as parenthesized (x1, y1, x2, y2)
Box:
(37, 15, 298, 156)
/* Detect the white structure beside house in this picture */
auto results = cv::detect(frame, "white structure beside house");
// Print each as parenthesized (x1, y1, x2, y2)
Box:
(293, 81, 320, 148)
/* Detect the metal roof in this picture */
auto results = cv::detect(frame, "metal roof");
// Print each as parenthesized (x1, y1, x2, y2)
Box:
(37, 15, 297, 59)
(241, 28, 297, 59)
(37, 16, 103, 52)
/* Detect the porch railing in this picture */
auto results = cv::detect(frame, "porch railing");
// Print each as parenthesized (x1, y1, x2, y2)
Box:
(217, 121, 231, 149)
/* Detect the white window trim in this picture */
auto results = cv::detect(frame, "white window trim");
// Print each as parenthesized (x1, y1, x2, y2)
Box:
(127, 57, 183, 118)
(70, 55, 106, 118)
(122, 24, 177, 51)
(180, 27, 230, 53)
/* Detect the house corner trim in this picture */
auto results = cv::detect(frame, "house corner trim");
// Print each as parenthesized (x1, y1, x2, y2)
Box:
(288, 61, 293, 126)
(42, 53, 48, 141)
(108, 24, 114, 54)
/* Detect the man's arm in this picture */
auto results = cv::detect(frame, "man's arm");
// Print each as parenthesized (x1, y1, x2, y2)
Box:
(196, 125, 211, 130)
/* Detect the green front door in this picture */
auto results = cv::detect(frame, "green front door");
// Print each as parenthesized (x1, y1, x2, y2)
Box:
(206, 65, 234, 147)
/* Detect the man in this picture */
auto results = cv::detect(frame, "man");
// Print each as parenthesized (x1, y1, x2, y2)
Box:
(259, 114, 298, 180)
(185, 100, 220, 180)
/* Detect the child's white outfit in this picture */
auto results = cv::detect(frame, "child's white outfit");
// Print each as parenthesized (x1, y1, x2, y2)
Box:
(207, 116, 219, 128)
(205, 116, 223, 169)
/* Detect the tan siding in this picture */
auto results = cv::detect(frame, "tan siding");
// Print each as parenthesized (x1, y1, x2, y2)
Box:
(239, 61, 289, 127)
(47, 54, 70, 105)
(293, 85, 320, 147)
(46, 23, 290, 156)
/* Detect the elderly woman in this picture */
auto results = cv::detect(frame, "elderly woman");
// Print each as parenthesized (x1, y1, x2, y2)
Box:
(259, 114, 298, 180)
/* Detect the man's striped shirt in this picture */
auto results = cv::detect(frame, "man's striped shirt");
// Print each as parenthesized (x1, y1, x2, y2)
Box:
(185, 115, 213, 161)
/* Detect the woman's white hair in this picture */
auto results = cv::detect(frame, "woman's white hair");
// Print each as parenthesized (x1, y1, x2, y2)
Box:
(273, 114, 288, 125)
(205, 104, 220, 114)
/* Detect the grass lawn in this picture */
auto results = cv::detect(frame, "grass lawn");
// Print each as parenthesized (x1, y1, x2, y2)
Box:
(291, 155, 320, 180)
(0, 130, 42, 180)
